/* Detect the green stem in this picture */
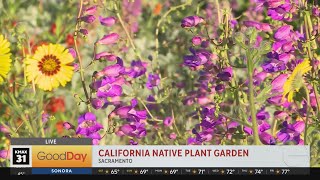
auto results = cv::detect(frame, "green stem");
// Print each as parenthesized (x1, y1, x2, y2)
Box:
(137, 98, 162, 122)
(154, 1, 192, 71)
(304, 11, 320, 119)
(304, 85, 310, 145)
(247, 52, 260, 145)
(74, 0, 91, 112)
(114, 3, 142, 60)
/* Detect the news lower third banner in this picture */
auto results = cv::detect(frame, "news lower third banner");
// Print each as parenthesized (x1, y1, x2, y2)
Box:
(9, 138, 310, 175)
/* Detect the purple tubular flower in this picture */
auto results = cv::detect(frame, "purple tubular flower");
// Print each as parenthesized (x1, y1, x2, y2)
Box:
(76, 112, 103, 136)
(243, 21, 272, 32)
(201, 40, 210, 48)
(217, 67, 233, 81)
(95, 52, 117, 61)
(192, 36, 202, 46)
(97, 33, 120, 45)
(181, 16, 204, 28)
(99, 16, 117, 27)
(277, 121, 305, 144)
(129, 139, 138, 145)
(120, 123, 146, 139)
(146, 95, 157, 110)
(256, 107, 270, 120)
(169, 133, 177, 140)
(253, 71, 267, 86)
(68, 48, 76, 58)
(259, 132, 276, 145)
(96, 64, 124, 78)
(91, 98, 107, 109)
(0, 125, 9, 134)
(262, 59, 286, 72)
(42, 113, 49, 123)
(95, 77, 123, 98)
(274, 25, 292, 40)
(146, 73, 160, 89)
(79, 29, 89, 36)
(0, 150, 9, 159)
(128, 60, 147, 78)
(164, 117, 173, 127)
(85, 6, 97, 15)
(63, 122, 75, 130)
(81, 15, 96, 23)
(215, 84, 225, 93)
(271, 74, 288, 93)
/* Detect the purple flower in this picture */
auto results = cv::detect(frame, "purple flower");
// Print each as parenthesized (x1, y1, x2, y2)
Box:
(80, 15, 96, 23)
(146, 73, 160, 89)
(42, 113, 49, 123)
(262, 59, 286, 72)
(164, 117, 173, 127)
(85, 6, 97, 15)
(312, 7, 320, 17)
(183, 49, 211, 68)
(95, 52, 117, 61)
(68, 48, 76, 58)
(274, 25, 292, 40)
(63, 122, 75, 130)
(256, 107, 270, 120)
(253, 71, 267, 86)
(0, 125, 9, 134)
(99, 16, 116, 27)
(271, 74, 288, 93)
(97, 33, 120, 45)
(114, 99, 147, 122)
(76, 112, 103, 136)
(192, 36, 202, 46)
(128, 60, 147, 78)
(146, 95, 157, 110)
(260, 132, 276, 145)
(120, 123, 146, 139)
(129, 139, 138, 145)
(243, 21, 272, 32)
(93, 77, 123, 98)
(215, 84, 225, 93)
(169, 133, 177, 140)
(79, 29, 89, 36)
(217, 67, 233, 81)
(277, 121, 305, 144)
(95, 64, 124, 78)
(201, 40, 210, 48)
(91, 98, 107, 109)
(181, 16, 204, 28)
(0, 150, 9, 159)
(123, 0, 142, 16)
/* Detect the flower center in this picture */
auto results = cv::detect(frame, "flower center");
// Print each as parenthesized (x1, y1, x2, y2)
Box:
(38, 55, 61, 76)
(80, 120, 96, 128)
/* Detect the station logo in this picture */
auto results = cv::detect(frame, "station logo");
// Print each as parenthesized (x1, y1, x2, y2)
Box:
(32, 146, 91, 167)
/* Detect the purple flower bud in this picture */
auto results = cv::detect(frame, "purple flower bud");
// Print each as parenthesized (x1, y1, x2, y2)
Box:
(95, 52, 117, 61)
(0, 150, 9, 159)
(217, 67, 233, 81)
(146, 73, 160, 89)
(169, 133, 177, 140)
(99, 16, 117, 27)
(73, 63, 79, 72)
(259, 132, 276, 145)
(312, 7, 320, 17)
(201, 40, 210, 48)
(79, 29, 89, 36)
(68, 48, 77, 58)
(91, 98, 105, 109)
(63, 122, 75, 130)
(274, 25, 292, 40)
(164, 117, 173, 127)
(42, 113, 49, 123)
(0, 125, 9, 134)
(85, 6, 97, 15)
(181, 16, 204, 28)
(129, 139, 138, 145)
(80, 15, 96, 23)
(97, 33, 120, 45)
(192, 36, 202, 46)
(215, 84, 225, 93)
